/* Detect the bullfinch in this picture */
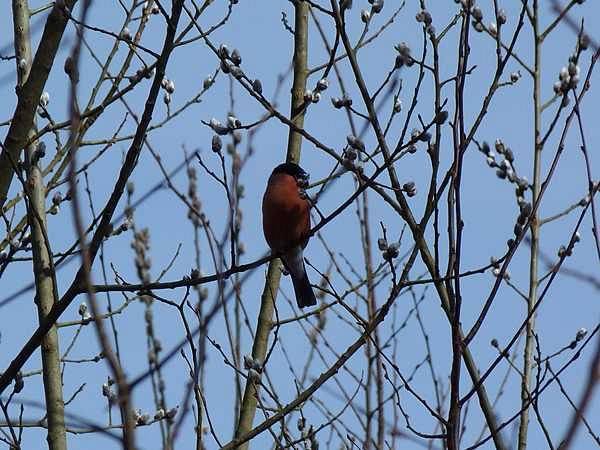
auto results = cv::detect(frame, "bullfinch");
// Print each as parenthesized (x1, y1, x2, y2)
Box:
(262, 162, 317, 308)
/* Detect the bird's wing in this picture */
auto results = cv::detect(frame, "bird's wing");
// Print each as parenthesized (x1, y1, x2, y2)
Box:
(282, 245, 305, 280)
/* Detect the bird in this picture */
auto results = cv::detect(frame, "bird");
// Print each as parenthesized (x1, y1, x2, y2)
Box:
(262, 162, 317, 308)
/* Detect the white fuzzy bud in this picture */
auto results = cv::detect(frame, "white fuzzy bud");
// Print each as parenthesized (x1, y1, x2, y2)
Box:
(576, 328, 587, 341)
(227, 115, 241, 128)
(316, 78, 329, 91)
(40, 91, 50, 107)
(121, 27, 132, 41)
(165, 406, 178, 419)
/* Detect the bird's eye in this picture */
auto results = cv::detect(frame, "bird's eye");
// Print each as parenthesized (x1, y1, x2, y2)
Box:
(297, 173, 309, 188)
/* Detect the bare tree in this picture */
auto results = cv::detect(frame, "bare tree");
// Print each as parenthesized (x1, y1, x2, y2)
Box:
(0, 1, 598, 449)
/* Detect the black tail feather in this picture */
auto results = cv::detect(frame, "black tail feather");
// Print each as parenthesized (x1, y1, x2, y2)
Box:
(291, 271, 317, 309)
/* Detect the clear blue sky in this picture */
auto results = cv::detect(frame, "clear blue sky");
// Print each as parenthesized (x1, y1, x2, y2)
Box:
(0, 1, 598, 449)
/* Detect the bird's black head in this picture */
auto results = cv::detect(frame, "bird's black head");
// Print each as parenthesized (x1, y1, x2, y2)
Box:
(270, 162, 309, 183)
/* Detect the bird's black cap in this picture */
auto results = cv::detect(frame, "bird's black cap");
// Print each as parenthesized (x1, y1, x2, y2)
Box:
(271, 162, 308, 180)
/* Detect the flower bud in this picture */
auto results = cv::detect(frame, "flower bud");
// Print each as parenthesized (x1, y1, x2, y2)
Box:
(316, 78, 329, 91)
(252, 78, 263, 94)
(121, 27, 132, 41)
(230, 48, 242, 66)
(40, 91, 50, 107)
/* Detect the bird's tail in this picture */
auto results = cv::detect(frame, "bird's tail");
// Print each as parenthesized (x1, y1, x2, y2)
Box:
(291, 269, 317, 309)
(282, 246, 317, 308)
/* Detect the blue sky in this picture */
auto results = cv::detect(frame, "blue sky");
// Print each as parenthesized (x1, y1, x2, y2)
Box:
(0, 1, 599, 449)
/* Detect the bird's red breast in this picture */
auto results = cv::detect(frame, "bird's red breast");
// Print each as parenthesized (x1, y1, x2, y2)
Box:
(262, 172, 311, 252)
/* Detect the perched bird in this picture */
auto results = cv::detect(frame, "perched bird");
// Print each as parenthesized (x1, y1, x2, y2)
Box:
(262, 162, 317, 308)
